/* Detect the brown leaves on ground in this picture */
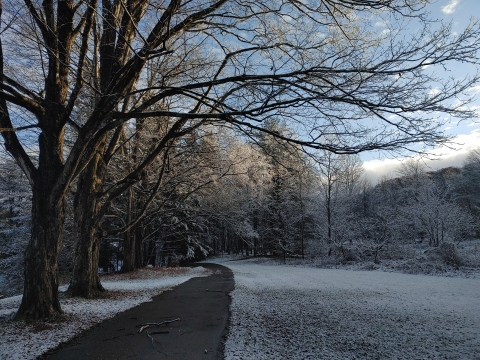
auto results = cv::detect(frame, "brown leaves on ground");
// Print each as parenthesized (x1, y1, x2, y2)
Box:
(100, 267, 205, 281)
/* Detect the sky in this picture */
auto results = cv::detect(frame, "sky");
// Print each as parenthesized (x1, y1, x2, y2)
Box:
(362, 0, 480, 183)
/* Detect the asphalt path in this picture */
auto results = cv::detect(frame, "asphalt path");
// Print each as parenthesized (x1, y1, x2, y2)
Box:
(42, 263, 234, 360)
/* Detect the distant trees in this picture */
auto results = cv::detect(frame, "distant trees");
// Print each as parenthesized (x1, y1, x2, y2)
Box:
(409, 187, 470, 246)
(201, 137, 268, 257)
(92, 146, 480, 263)
(362, 159, 478, 259)
(458, 149, 480, 216)
(308, 151, 479, 265)
(144, 127, 241, 264)
(0, 157, 30, 222)
(316, 151, 365, 257)
(0, 156, 30, 294)
(391, 161, 476, 246)
(1, 132, 480, 300)
(253, 120, 315, 260)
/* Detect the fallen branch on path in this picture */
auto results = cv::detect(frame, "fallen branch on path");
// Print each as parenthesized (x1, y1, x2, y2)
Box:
(205, 289, 224, 292)
(137, 318, 180, 333)
(146, 331, 155, 347)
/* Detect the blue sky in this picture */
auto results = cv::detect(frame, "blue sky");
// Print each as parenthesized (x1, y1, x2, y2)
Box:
(362, 0, 480, 182)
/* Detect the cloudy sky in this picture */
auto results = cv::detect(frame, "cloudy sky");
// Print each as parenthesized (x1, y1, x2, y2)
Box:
(362, 0, 480, 183)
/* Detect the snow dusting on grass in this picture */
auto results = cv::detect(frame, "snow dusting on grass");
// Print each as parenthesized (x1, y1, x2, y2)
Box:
(0, 266, 209, 360)
(217, 258, 480, 360)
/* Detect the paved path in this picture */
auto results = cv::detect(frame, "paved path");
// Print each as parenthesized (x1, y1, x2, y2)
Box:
(42, 263, 234, 360)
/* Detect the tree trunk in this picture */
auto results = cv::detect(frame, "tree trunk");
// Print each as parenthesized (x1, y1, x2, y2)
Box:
(122, 234, 137, 272)
(326, 183, 333, 256)
(122, 231, 136, 272)
(134, 222, 144, 268)
(144, 238, 156, 266)
(69, 224, 104, 298)
(122, 187, 136, 272)
(16, 186, 65, 319)
(68, 153, 106, 298)
(327, 185, 332, 243)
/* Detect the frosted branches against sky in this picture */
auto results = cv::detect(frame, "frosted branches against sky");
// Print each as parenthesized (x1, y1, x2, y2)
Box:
(363, 0, 480, 181)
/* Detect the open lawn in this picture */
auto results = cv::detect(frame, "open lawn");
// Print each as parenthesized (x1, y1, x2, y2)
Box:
(217, 258, 480, 360)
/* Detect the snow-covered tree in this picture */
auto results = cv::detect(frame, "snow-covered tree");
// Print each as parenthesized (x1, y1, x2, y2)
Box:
(0, 156, 30, 296)
(316, 151, 365, 257)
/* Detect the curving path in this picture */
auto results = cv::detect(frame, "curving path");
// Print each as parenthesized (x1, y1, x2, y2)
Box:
(42, 263, 234, 360)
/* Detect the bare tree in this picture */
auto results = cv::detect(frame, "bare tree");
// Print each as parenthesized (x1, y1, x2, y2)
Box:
(406, 177, 476, 247)
(317, 151, 364, 253)
(0, 0, 479, 320)
(458, 148, 480, 215)
(396, 158, 426, 180)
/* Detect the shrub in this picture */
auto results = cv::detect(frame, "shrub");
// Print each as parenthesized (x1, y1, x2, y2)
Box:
(438, 242, 462, 268)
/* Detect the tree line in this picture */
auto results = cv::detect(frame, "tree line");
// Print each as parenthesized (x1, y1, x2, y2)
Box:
(1, 131, 479, 293)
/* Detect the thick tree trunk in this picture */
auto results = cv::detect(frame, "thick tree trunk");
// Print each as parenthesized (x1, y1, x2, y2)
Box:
(68, 154, 106, 298)
(69, 225, 104, 297)
(16, 187, 65, 320)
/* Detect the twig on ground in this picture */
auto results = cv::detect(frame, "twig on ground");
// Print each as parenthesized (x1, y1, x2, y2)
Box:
(137, 318, 180, 333)
(206, 289, 224, 292)
(138, 324, 149, 333)
(146, 331, 155, 348)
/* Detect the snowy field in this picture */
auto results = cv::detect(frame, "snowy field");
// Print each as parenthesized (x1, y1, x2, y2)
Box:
(2, 260, 480, 360)
(216, 258, 480, 360)
(0, 267, 209, 360)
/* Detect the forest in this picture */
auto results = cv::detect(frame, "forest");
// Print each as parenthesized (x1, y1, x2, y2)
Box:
(0, 0, 479, 321)
(1, 132, 480, 297)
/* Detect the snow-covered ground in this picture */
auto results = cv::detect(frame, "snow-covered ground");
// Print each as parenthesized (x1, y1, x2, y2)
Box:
(3, 260, 479, 360)
(0, 275, 6, 295)
(0, 267, 209, 360)
(215, 258, 480, 360)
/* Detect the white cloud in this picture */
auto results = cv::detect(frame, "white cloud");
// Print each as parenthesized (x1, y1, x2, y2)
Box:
(363, 158, 403, 183)
(442, 0, 460, 14)
(459, 105, 480, 112)
(467, 85, 480, 94)
(374, 20, 388, 27)
(363, 130, 480, 183)
(421, 58, 433, 69)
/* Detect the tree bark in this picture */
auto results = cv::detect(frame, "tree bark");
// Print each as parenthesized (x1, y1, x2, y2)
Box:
(16, 182, 65, 319)
(68, 152, 106, 298)
(122, 232, 136, 272)
(134, 222, 144, 268)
